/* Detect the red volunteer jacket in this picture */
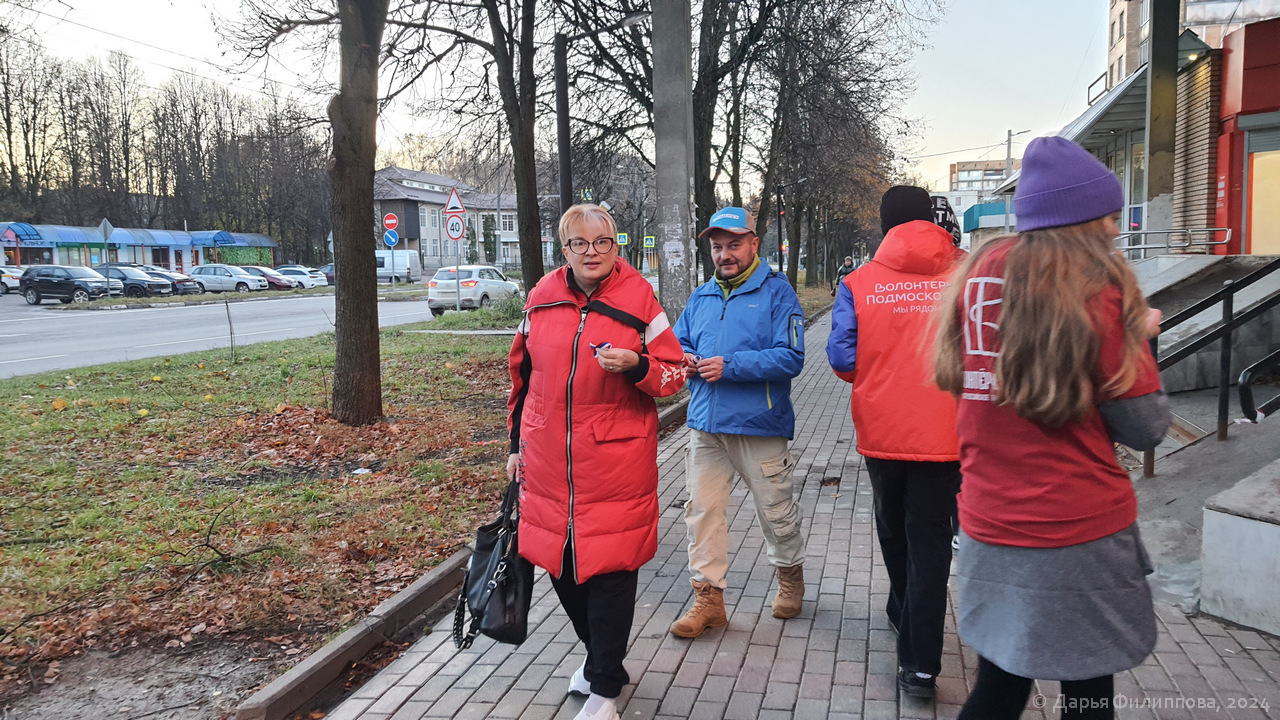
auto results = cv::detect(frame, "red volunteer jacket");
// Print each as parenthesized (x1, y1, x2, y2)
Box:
(839, 220, 961, 462)
(507, 261, 686, 582)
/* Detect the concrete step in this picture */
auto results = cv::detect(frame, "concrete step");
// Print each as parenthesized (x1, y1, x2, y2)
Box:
(1136, 417, 1280, 612)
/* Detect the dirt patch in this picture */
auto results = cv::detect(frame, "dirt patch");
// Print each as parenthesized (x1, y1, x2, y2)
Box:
(2, 638, 296, 720)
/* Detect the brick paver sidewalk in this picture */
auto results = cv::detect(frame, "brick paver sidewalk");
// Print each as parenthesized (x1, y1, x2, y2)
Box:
(326, 314, 1280, 720)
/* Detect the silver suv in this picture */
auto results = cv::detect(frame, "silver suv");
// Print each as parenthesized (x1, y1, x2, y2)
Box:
(189, 264, 268, 293)
(427, 265, 521, 316)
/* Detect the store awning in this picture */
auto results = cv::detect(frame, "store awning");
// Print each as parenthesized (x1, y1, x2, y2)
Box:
(190, 230, 244, 247)
(147, 229, 192, 246)
(51, 226, 110, 247)
(0, 222, 54, 247)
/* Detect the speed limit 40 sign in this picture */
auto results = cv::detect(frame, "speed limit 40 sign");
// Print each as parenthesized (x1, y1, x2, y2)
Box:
(445, 214, 466, 241)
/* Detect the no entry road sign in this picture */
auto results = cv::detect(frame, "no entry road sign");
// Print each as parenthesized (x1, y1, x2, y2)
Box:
(383, 213, 399, 230)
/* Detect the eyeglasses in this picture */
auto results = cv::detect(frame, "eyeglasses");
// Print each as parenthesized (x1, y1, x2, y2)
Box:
(564, 237, 616, 255)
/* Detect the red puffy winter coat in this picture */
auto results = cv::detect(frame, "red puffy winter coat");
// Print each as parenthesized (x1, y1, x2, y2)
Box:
(507, 260, 686, 582)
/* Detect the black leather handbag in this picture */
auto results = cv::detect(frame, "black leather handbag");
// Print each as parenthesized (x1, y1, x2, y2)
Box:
(453, 479, 534, 648)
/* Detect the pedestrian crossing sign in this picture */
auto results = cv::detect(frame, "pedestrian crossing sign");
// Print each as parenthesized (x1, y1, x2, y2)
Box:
(617, 232, 629, 246)
(643, 235, 655, 248)
(581, 189, 593, 202)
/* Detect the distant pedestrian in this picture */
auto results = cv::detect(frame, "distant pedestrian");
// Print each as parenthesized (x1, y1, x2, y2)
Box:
(669, 206, 807, 638)
(826, 185, 965, 699)
(506, 204, 687, 720)
(831, 255, 856, 296)
(934, 137, 1169, 720)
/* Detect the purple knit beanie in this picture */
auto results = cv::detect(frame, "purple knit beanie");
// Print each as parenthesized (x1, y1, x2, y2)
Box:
(1014, 136, 1124, 232)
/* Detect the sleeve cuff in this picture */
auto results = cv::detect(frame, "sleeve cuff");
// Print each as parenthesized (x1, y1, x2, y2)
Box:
(624, 356, 651, 384)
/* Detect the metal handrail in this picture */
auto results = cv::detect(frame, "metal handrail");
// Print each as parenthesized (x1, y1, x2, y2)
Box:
(1141, 257, 1280, 477)
(1239, 348, 1280, 423)
(1116, 228, 1232, 261)
(1157, 257, 1280, 334)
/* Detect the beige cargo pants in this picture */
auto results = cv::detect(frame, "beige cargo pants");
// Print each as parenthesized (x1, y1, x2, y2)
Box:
(684, 429, 807, 589)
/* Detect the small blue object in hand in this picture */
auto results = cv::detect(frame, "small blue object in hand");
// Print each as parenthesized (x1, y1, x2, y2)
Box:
(589, 342, 613, 357)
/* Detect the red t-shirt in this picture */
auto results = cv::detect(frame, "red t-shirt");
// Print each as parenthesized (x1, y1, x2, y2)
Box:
(955, 241, 1162, 548)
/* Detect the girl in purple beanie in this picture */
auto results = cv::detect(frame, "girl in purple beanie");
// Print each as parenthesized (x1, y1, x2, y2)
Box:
(933, 137, 1169, 719)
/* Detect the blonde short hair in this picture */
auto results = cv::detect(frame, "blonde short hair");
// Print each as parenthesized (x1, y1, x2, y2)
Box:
(559, 204, 617, 245)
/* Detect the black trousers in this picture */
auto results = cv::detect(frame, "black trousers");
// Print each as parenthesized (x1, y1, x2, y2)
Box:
(548, 550, 638, 699)
(959, 656, 1115, 720)
(865, 457, 961, 676)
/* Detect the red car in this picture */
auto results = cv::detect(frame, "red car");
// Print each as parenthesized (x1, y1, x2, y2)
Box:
(240, 266, 298, 290)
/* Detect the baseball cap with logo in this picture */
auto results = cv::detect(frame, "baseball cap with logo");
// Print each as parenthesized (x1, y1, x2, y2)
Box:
(698, 206, 757, 239)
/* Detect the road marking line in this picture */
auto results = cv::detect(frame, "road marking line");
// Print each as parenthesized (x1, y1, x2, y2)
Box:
(135, 336, 225, 348)
(0, 354, 68, 365)
(133, 329, 297, 349)
(0, 333, 24, 337)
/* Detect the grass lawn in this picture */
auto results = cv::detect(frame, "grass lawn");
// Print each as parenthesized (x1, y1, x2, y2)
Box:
(0, 324, 515, 691)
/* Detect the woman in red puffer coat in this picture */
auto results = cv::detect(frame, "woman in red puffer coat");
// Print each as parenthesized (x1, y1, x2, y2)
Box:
(506, 203, 686, 720)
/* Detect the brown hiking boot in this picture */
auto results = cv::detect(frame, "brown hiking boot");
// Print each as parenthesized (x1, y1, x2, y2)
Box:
(669, 579, 728, 638)
(772, 565, 804, 619)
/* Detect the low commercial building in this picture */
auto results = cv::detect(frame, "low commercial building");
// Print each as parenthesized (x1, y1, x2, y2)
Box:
(0, 223, 276, 270)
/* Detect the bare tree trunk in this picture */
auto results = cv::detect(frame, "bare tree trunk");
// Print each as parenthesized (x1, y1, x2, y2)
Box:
(785, 192, 802, 289)
(482, 0, 544, 290)
(329, 0, 389, 426)
(805, 205, 818, 287)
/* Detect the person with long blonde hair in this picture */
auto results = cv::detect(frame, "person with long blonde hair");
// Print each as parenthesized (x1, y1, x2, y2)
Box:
(934, 137, 1169, 719)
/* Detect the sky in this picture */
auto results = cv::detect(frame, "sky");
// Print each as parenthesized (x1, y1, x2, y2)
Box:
(903, 0, 1110, 190)
(21, 0, 1109, 192)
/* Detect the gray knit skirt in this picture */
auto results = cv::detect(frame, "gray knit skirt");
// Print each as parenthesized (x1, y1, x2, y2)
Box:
(955, 523, 1157, 681)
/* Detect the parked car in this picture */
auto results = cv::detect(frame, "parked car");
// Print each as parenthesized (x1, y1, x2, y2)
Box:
(239, 265, 298, 290)
(102, 262, 202, 295)
(318, 263, 336, 287)
(274, 264, 311, 273)
(276, 267, 327, 288)
(188, 264, 268, 293)
(375, 250, 422, 283)
(19, 265, 111, 304)
(1, 265, 22, 294)
(427, 265, 521, 316)
(95, 265, 173, 298)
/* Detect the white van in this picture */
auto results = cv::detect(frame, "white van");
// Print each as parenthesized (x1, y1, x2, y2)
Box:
(374, 250, 422, 283)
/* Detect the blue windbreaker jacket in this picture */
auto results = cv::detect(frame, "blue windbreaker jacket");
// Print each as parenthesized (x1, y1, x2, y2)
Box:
(673, 260, 805, 438)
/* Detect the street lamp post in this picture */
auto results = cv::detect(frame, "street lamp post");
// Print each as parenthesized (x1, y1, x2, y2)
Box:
(555, 12, 651, 215)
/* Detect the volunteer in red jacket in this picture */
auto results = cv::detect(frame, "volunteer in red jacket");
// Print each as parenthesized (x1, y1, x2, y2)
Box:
(506, 204, 687, 720)
(934, 137, 1169, 719)
(826, 185, 964, 700)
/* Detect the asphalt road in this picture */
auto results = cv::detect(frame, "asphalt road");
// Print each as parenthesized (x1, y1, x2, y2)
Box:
(0, 292, 436, 379)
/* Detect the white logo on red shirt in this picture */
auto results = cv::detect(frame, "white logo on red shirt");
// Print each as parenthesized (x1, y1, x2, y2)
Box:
(963, 277, 1004, 358)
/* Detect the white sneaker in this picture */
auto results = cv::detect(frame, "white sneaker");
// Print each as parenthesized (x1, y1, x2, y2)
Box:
(573, 694, 620, 720)
(567, 660, 590, 696)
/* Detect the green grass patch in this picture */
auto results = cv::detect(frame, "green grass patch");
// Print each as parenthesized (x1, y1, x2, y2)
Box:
(429, 294, 524, 330)
(0, 322, 513, 666)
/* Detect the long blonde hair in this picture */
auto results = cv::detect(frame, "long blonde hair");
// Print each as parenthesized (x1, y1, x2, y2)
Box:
(934, 219, 1151, 427)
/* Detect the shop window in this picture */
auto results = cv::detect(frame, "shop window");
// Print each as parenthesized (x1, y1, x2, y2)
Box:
(151, 248, 171, 269)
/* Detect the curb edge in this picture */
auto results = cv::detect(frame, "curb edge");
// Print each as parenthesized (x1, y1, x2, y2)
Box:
(234, 549, 471, 720)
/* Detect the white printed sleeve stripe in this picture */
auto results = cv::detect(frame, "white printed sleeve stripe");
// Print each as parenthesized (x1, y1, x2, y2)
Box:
(643, 312, 672, 346)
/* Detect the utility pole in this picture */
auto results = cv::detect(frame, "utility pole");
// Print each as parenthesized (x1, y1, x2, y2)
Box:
(653, 0, 696, 317)
(1003, 129, 1029, 232)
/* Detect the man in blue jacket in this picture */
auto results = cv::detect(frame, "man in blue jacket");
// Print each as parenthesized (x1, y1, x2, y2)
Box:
(670, 206, 807, 639)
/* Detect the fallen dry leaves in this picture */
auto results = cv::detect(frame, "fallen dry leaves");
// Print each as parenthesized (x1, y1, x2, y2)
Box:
(0, 337, 515, 699)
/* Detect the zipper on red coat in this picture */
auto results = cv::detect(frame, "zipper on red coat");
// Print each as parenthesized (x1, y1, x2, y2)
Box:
(563, 305, 588, 584)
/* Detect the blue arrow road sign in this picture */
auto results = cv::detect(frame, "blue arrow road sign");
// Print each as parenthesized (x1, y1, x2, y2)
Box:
(383, 229, 399, 247)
